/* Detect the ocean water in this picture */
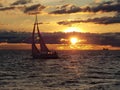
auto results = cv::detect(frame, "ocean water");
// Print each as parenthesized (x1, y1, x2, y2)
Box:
(0, 50, 120, 90)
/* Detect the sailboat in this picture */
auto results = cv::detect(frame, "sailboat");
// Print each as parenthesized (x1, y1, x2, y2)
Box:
(32, 15, 58, 59)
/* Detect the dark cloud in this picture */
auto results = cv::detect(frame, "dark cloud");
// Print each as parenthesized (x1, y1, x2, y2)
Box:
(50, 4, 81, 14)
(0, 31, 119, 47)
(0, 6, 15, 11)
(91, 1, 120, 13)
(0, 0, 45, 14)
(85, 14, 120, 24)
(24, 4, 45, 14)
(0, 3, 45, 15)
(57, 13, 120, 25)
(50, 1, 120, 14)
(11, 0, 32, 5)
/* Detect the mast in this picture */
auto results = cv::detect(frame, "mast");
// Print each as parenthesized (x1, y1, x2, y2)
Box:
(32, 15, 58, 59)
(34, 15, 49, 52)
(32, 15, 39, 56)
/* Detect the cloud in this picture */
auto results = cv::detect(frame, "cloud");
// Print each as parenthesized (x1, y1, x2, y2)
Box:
(24, 4, 45, 14)
(54, 1, 120, 25)
(86, 14, 120, 24)
(50, 1, 120, 14)
(0, 31, 119, 47)
(57, 13, 120, 25)
(90, 1, 120, 13)
(0, 2, 46, 15)
(0, 0, 46, 15)
(50, 4, 81, 14)
(11, 0, 32, 5)
(0, 6, 15, 11)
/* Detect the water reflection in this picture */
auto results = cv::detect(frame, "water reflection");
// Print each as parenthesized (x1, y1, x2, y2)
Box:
(0, 43, 120, 50)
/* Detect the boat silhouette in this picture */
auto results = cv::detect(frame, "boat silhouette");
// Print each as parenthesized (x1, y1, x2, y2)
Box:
(32, 15, 58, 59)
(103, 48, 109, 51)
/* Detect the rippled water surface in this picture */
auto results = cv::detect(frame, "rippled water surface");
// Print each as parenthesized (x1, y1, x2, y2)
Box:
(0, 50, 120, 90)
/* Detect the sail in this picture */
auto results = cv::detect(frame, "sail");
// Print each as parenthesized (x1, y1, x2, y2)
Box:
(31, 15, 58, 59)
(36, 23, 49, 52)
(32, 23, 40, 56)
(32, 15, 49, 56)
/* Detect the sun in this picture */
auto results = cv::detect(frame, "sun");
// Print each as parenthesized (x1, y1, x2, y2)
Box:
(70, 37, 78, 45)
(64, 27, 82, 33)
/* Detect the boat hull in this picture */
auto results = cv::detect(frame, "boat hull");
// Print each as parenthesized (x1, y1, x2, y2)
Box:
(32, 52, 59, 59)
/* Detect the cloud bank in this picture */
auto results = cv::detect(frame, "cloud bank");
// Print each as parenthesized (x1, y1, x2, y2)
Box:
(11, 0, 32, 5)
(0, 0, 120, 25)
(58, 13, 120, 25)
(24, 4, 45, 14)
(0, 0, 119, 15)
(55, 1, 120, 25)
(0, 31, 120, 47)
(50, 0, 120, 14)
(0, 0, 46, 15)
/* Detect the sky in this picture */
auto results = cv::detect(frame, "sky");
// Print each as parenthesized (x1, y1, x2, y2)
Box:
(0, 0, 120, 33)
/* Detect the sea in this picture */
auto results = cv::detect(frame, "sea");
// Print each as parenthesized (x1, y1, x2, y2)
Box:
(0, 50, 120, 90)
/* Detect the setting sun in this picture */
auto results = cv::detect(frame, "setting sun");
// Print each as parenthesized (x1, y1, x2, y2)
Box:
(70, 37, 78, 45)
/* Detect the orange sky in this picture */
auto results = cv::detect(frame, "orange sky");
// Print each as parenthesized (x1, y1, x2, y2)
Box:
(0, 0, 120, 33)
